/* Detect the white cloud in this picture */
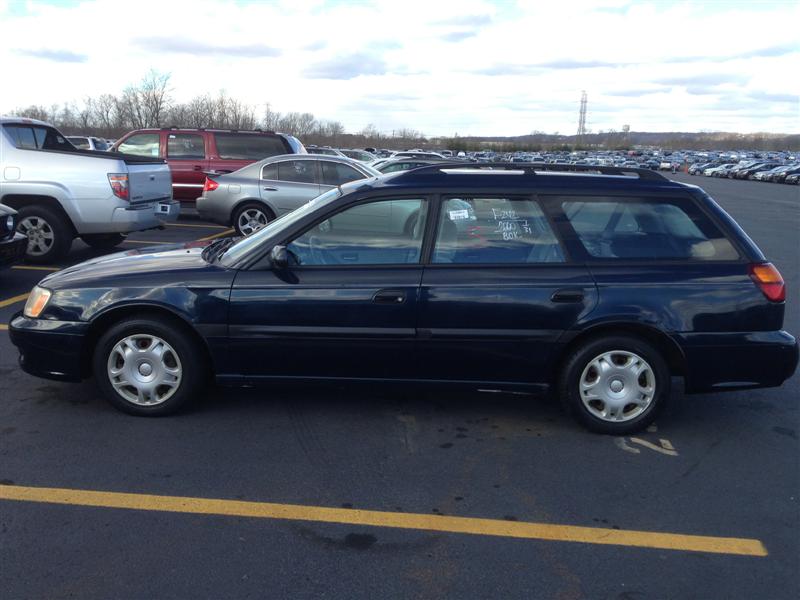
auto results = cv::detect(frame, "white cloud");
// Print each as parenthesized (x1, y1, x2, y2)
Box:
(0, 0, 797, 135)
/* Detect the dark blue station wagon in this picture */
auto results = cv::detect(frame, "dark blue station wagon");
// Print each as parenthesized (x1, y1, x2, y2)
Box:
(9, 164, 798, 433)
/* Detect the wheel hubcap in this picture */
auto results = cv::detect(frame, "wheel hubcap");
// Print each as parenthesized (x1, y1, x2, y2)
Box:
(107, 334, 182, 406)
(238, 208, 268, 236)
(18, 216, 55, 256)
(579, 350, 656, 423)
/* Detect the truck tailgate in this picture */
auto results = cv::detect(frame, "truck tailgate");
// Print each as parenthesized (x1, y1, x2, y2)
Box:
(127, 163, 172, 204)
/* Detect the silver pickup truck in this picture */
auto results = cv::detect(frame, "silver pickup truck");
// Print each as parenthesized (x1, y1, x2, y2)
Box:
(0, 117, 179, 263)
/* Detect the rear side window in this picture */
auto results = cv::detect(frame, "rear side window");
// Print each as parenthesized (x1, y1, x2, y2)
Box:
(562, 197, 738, 261)
(167, 133, 205, 159)
(277, 160, 318, 184)
(433, 197, 564, 264)
(214, 133, 288, 160)
(320, 161, 363, 186)
(117, 133, 160, 157)
(4, 124, 75, 151)
(67, 137, 90, 149)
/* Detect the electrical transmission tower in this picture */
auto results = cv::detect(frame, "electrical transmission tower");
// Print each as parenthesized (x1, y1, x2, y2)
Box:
(577, 91, 588, 144)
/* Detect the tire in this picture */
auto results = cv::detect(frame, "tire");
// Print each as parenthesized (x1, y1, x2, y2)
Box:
(233, 202, 274, 236)
(558, 335, 670, 435)
(93, 316, 205, 416)
(16, 205, 73, 264)
(81, 233, 126, 250)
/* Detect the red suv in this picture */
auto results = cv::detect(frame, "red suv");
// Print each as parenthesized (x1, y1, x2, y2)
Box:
(112, 128, 306, 201)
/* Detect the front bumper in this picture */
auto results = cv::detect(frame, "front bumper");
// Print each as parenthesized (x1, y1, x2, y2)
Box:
(677, 330, 799, 393)
(8, 314, 89, 382)
(0, 232, 27, 267)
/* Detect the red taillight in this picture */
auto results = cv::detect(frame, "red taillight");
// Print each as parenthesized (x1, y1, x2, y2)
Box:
(107, 173, 129, 201)
(749, 263, 786, 302)
(203, 177, 219, 192)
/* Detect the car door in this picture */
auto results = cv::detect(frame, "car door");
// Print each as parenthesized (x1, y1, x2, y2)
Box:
(261, 159, 321, 216)
(416, 195, 598, 386)
(228, 195, 430, 380)
(166, 132, 209, 201)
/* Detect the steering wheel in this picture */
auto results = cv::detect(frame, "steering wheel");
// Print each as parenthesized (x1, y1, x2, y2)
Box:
(308, 235, 341, 265)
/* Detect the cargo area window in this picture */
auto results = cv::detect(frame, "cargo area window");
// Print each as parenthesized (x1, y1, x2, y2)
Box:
(561, 197, 739, 260)
(214, 133, 288, 160)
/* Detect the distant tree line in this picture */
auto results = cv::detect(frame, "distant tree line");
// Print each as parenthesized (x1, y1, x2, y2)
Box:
(6, 70, 798, 152)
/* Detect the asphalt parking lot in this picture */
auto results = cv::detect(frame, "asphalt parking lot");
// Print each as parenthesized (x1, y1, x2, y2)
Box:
(1, 175, 798, 599)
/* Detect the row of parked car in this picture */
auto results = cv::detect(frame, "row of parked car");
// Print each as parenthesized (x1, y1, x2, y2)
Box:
(688, 160, 800, 184)
(2, 118, 798, 267)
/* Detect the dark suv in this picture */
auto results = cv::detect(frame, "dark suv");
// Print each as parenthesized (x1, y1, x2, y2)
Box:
(9, 164, 798, 434)
(112, 128, 306, 201)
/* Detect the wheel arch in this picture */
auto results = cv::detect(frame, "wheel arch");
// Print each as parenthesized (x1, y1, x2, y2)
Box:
(1, 194, 77, 236)
(554, 321, 686, 383)
(82, 303, 215, 379)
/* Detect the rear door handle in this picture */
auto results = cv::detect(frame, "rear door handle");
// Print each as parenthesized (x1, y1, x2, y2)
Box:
(263, 186, 278, 192)
(373, 289, 406, 304)
(551, 289, 585, 303)
(193, 165, 204, 171)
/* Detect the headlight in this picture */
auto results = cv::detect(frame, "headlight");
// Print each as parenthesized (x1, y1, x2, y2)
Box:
(23, 286, 52, 318)
(4, 215, 12, 232)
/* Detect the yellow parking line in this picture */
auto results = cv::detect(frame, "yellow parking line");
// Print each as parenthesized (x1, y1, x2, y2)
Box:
(0, 484, 767, 557)
(0, 324, 8, 330)
(11, 265, 59, 272)
(121, 240, 177, 245)
(0, 293, 28, 308)
(167, 223, 227, 230)
(198, 229, 234, 241)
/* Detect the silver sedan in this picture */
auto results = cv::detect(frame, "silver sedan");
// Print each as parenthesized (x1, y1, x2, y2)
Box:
(197, 155, 380, 235)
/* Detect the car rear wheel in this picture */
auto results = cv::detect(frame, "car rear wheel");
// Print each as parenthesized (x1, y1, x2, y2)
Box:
(81, 233, 126, 250)
(16, 205, 73, 264)
(93, 317, 204, 416)
(558, 335, 670, 434)
(234, 202, 273, 236)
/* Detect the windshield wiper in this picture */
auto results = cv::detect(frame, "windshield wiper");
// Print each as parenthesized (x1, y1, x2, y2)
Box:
(203, 236, 239, 263)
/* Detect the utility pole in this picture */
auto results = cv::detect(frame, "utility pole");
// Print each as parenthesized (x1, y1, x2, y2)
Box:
(577, 91, 588, 146)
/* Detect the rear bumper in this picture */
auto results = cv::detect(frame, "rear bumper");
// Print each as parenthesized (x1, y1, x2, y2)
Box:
(195, 195, 231, 226)
(677, 330, 799, 393)
(8, 314, 89, 382)
(91, 200, 181, 234)
(0, 232, 27, 267)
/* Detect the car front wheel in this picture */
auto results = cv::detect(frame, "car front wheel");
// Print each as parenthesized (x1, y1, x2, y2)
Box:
(93, 317, 204, 416)
(558, 335, 670, 434)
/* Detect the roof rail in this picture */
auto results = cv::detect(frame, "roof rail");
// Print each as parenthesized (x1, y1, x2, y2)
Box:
(393, 162, 669, 182)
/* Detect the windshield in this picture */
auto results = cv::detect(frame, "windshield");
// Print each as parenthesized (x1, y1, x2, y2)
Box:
(219, 187, 342, 266)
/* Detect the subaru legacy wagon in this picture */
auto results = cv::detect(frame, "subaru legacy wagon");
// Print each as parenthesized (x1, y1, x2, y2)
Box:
(9, 164, 798, 434)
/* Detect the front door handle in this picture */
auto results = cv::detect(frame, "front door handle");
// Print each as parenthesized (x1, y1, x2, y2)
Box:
(551, 288, 585, 303)
(373, 289, 406, 304)
(263, 186, 278, 192)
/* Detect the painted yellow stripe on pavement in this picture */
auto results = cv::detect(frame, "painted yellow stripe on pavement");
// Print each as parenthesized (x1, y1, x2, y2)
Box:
(0, 293, 28, 308)
(0, 324, 8, 330)
(0, 484, 767, 557)
(198, 229, 234, 241)
(167, 223, 227, 230)
(11, 265, 59, 272)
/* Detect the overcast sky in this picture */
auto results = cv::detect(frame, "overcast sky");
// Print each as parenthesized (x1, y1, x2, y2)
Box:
(1, 0, 797, 136)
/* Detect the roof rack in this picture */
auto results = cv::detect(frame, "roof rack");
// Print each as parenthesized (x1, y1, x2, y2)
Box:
(393, 162, 669, 182)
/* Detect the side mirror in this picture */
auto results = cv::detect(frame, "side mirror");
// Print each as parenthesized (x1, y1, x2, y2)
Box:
(270, 245, 288, 269)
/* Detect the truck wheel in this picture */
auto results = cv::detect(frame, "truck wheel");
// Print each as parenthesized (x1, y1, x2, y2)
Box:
(93, 316, 204, 416)
(81, 233, 126, 250)
(16, 205, 73, 264)
(234, 202, 273, 236)
(558, 335, 670, 435)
